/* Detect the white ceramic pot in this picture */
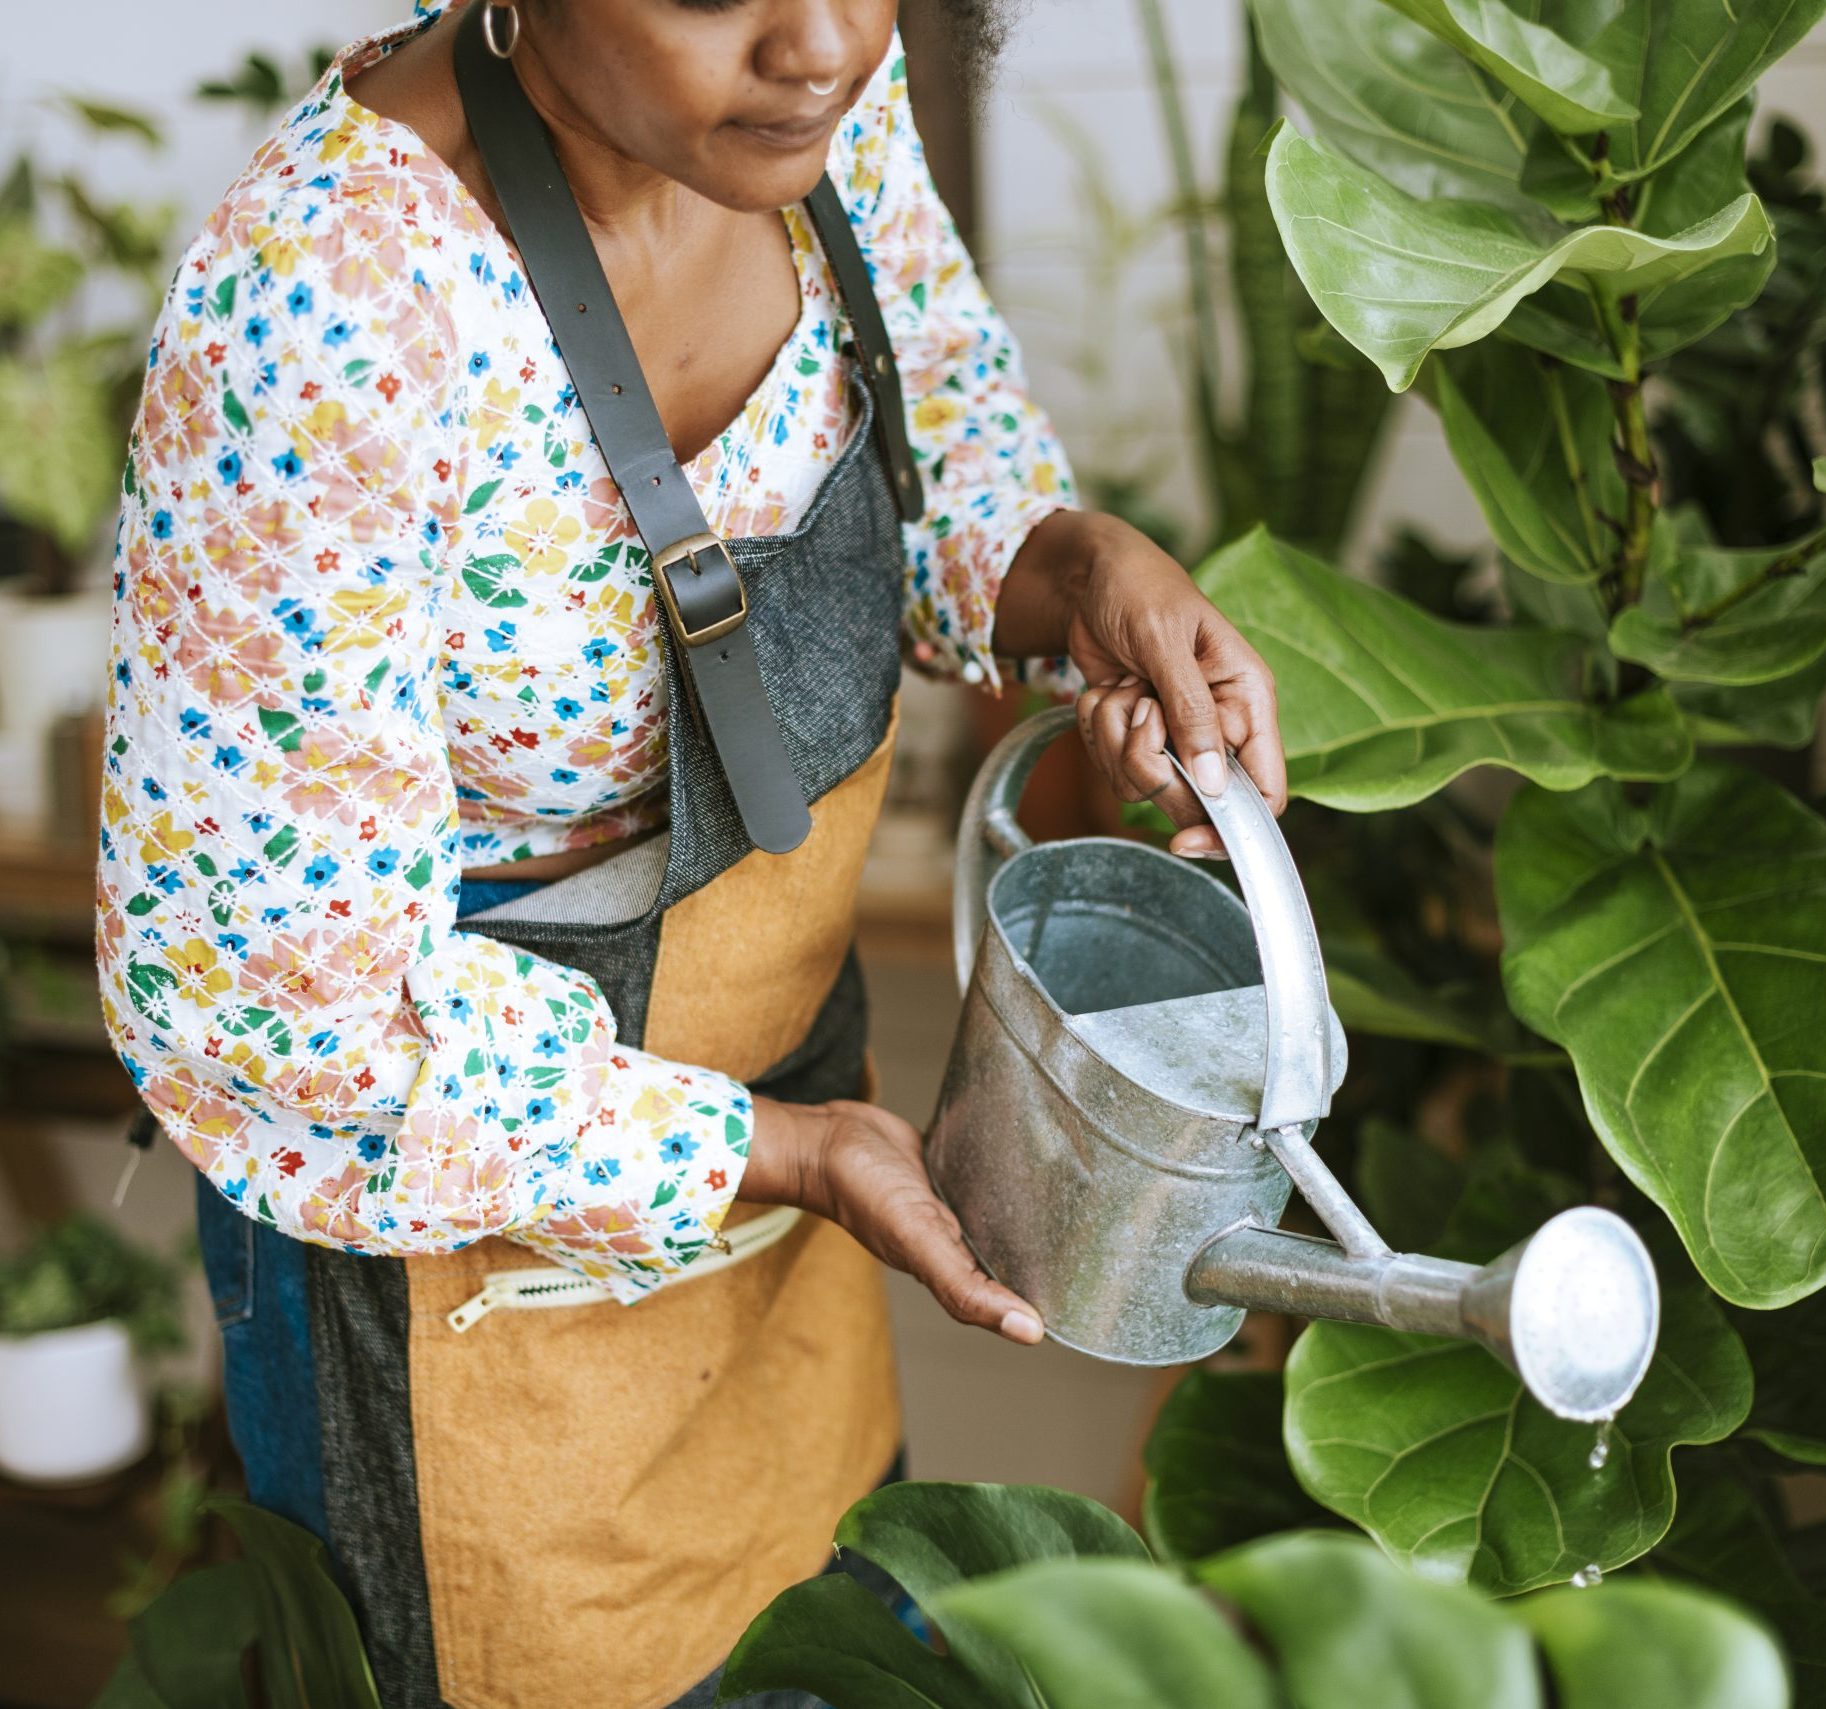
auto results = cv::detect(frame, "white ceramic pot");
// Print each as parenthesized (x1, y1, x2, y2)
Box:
(0, 1318, 152, 1486)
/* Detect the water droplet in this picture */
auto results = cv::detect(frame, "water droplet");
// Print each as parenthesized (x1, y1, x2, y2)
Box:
(1570, 1562, 1604, 1589)
(1587, 1422, 1612, 1470)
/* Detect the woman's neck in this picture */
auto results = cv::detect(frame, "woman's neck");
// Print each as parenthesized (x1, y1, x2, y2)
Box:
(345, 13, 721, 259)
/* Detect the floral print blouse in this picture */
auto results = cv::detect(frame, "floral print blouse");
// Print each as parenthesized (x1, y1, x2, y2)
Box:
(96, 4, 1076, 1297)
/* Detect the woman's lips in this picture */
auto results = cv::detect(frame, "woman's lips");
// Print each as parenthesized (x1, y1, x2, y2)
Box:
(732, 105, 845, 150)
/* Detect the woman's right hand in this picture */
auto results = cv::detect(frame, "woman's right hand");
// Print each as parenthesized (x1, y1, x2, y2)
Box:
(742, 1095, 1045, 1346)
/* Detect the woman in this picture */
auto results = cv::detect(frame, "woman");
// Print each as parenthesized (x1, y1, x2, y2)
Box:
(98, 0, 1283, 1703)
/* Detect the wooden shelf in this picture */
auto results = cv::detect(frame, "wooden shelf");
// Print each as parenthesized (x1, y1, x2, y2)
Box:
(0, 833, 96, 937)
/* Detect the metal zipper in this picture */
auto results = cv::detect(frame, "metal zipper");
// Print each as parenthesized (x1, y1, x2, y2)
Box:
(446, 1205, 803, 1332)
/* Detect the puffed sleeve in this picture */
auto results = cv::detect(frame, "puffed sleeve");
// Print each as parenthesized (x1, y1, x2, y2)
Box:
(97, 208, 749, 1300)
(834, 35, 1081, 694)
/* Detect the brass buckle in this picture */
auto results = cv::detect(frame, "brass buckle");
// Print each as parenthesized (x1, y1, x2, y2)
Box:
(652, 531, 747, 647)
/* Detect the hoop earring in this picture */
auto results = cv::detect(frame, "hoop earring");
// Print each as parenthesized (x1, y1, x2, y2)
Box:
(482, 2, 521, 59)
(807, 76, 839, 96)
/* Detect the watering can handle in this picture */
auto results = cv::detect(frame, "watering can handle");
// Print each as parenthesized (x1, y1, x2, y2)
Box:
(954, 706, 1336, 1132)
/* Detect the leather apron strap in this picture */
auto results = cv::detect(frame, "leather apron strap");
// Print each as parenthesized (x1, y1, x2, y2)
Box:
(452, 5, 923, 856)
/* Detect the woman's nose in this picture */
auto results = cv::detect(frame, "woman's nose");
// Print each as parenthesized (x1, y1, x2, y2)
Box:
(756, 0, 851, 89)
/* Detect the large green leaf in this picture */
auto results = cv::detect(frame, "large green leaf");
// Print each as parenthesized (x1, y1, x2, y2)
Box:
(92, 1656, 168, 1709)
(126, 1562, 261, 1708)
(1432, 1147, 1582, 1268)
(1325, 942, 1532, 1054)
(1356, 1119, 1466, 1252)
(1498, 766, 1826, 1307)
(1649, 1458, 1826, 1705)
(208, 1498, 380, 1709)
(1197, 1531, 1539, 1709)
(833, 1482, 1147, 1709)
(1553, 0, 1826, 185)
(1266, 125, 1773, 391)
(1434, 344, 1625, 583)
(717, 1573, 997, 1709)
(1501, 557, 1611, 643)
(1378, 0, 1633, 135)
(1674, 660, 1826, 751)
(1522, 1578, 1791, 1709)
(1194, 529, 1692, 809)
(1609, 539, 1826, 684)
(933, 1559, 1278, 1709)
(1282, 1285, 1750, 1595)
(1735, 1292, 1826, 1468)
(1325, 955, 1484, 1049)
(1141, 1370, 1330, 1563)
(1245, 0, 1537, 210)
(1506, 99, 1775, 372)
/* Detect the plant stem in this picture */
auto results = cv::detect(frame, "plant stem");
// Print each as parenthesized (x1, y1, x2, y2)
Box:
(1597, 289, 1657, 610)
(1134, 0, 1232, 535)
(1542, 360, 1607, 565)
(1684, 521, 1826, 627)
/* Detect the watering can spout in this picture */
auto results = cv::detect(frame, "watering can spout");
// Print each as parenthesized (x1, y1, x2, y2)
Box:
(1183, 1206, 1660, 1421)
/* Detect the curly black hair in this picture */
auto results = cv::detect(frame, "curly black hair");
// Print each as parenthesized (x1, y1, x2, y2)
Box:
(930, 0, 1021, 81)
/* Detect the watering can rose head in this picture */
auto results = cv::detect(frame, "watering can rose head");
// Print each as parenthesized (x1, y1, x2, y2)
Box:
(926, 710, 1659, 1421)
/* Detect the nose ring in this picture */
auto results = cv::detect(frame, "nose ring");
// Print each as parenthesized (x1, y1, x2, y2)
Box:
(807, 77, 839, 96)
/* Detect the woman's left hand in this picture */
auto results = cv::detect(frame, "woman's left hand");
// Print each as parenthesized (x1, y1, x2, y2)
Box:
(995, 511, 1286, 856)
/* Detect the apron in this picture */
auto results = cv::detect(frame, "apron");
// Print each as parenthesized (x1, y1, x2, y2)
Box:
(300, 371, 907, 1709)
(270, 12, 921, 1704)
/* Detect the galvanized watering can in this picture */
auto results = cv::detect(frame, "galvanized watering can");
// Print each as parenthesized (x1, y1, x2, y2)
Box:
(926, 708, 1660, 1421)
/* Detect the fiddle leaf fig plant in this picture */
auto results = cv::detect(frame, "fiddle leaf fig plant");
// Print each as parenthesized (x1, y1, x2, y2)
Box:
(721, 1484, 1789, 1709)
(1136, 0, 1826, 1674)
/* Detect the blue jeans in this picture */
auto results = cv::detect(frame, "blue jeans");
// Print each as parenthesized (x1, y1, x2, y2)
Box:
(195, 874, 533, 1543)
(196, 1173, 330, 1543)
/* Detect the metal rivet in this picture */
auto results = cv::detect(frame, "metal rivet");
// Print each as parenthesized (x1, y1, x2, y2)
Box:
(873, 351, 890, 375)
(650, 475, 661, 487)
(897, 468, 912, 485)
(611, 384, 623, 395)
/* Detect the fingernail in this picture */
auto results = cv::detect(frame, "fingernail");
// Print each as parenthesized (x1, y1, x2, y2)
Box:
(1192, 751, 1228, 796)
(1117, 674, 1138, 688)
(1130, 697, 1153, 729)
(1000, 1309, 1044, 1344)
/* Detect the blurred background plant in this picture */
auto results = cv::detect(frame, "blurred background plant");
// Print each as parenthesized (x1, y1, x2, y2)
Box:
(0, 41, 338, 599)
(0, 100, 174, 593)
(1049, 1, 1396, 564)
(0, 1213, 183, 1352)
(192, 47, 338, 122)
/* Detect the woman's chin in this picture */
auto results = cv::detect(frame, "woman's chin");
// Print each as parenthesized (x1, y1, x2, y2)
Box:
(699, 131, 836, 210)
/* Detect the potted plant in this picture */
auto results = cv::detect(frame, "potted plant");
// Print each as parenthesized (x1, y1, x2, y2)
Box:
(0, 99, 175, 593)
(0, 100, 175, 830)
(0, 1213, 184, 1485)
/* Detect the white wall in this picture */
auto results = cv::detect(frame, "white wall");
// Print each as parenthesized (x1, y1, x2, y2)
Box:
(977, 0, 1826, 567)
(3, 1, 401, 240)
